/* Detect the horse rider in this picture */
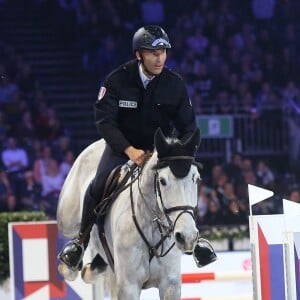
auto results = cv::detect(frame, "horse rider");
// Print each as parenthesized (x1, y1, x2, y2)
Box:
(58, 25, 217, 270)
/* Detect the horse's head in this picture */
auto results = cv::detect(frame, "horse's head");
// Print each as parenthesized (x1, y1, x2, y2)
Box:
(152, 128, 201, 253)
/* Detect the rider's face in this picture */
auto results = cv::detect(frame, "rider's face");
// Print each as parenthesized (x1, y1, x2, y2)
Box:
(137, 49, 167, 76)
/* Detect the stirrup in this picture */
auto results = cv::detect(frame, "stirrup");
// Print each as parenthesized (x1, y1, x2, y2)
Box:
(193, 238, 217, 268)
(57, 239, 85, 270)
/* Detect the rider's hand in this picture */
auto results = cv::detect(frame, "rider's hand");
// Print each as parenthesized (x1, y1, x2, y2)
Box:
(124, 146, 146, 166)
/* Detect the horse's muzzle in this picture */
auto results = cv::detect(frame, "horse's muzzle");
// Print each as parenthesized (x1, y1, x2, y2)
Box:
(174, 230, 198, 252)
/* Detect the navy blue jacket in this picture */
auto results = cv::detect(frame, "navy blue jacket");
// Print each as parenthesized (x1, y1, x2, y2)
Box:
(94, 59, 196, 153)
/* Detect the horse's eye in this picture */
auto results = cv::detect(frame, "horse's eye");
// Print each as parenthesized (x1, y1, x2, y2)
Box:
(160, 178, 167, 186)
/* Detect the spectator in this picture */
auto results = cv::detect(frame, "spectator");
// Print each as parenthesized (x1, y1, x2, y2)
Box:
(118, 0, 141, 30)
(33, 145, 53, 186)
(282, 80, 300, 105)
(224, 200, 248, 225)
(220, 181, 239, 207)
(141, 0, 165, 25)
(53, 135, 76, 162)
(0, 72, 19, 104)
(36, 104, 64, 141)
(19, 170, 41, 210)
(197, 183, 210, 224)
(15, 62, 38, 99)
(41, 159, 64, 218)
(0, 168, 14, 211)
(194, 63, 213, 101)
(261, 52, 280, 85)
(41, 159, 64, 197)
(197, 183, 220, 225)
(14, 110, 36, 142)
(0, 109, 10, 143)
(252, 0, 275, 27)
(1, 137, 29, 173)
(1, 136, 29, 207)
(60, 149, 75, 178)
(208, 163, 224, 188)
(287, 188, 300, 203)
(256, 160, 275, 189)
(222, 153, 243, 185)
(215, 90, 233, 114)
(186, 27, 209, 57)
(203, 199, 226, 225)
(205, 44, 224, 81)
(280, 47, 297, 84)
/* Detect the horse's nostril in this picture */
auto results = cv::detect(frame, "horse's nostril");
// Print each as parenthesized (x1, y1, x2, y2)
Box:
(175, 232, 185, 245)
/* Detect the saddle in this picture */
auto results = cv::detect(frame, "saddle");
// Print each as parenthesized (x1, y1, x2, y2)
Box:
(95, 162, 137, 224)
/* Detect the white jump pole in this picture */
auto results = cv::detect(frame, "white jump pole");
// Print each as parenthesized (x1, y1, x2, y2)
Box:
(248, 185, 300, 300)
(248, 185, 287, 300)
(282, 199, 300, 300)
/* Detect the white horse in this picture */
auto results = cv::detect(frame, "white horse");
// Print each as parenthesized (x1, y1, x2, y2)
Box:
(57, 128, 201, 300)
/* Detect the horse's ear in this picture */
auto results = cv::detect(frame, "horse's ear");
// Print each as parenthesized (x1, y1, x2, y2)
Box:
(183, 128, 201, 154)
(154, 128, 170, 157)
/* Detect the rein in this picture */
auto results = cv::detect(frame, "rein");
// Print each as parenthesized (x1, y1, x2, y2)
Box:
(130, 154, 198, 262)
(98, 152, 199, 271)
(130, 169, 176, 260)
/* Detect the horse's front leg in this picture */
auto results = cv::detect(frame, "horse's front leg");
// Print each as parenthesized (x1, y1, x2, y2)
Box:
(115, 262, 146, 300)
(114, 251, 147, 300)
(158, 277, 181, 300)
(116, 281, 141, 300)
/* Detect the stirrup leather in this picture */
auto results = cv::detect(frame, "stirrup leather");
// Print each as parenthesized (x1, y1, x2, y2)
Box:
(193, 238, 217, 268)
(57, 239, 85, 270)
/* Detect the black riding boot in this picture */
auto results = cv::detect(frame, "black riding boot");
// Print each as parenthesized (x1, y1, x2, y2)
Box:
(193, 238, 217, 268)
(58, 185, 98, 270)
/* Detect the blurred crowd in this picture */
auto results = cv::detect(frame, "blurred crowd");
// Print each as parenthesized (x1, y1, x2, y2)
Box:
(0, 41, 77, 218)
(0, 0, 300, 225)
(196, 152, 299, 228)
(58, 0, 300, 115)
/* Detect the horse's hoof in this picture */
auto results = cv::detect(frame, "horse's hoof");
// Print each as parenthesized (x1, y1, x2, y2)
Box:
(58, 263, 78, 281)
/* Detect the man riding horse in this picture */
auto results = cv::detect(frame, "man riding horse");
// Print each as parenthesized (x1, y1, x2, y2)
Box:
(58, 25, 216, 271)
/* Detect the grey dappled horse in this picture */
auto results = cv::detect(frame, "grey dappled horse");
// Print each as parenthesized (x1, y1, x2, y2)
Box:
(57, 129, 201, 300)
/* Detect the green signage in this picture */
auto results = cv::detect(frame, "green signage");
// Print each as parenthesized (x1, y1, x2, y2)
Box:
(196, 115, 233, 138)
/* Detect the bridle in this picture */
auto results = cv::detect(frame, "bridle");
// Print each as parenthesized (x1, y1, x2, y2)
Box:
(130, 155, 200, 262)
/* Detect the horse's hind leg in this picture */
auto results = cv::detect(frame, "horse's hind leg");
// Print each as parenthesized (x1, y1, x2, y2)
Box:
(81, 254, 108, 283)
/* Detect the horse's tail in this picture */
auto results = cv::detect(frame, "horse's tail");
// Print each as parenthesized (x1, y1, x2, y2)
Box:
(56, 139, 106, 237)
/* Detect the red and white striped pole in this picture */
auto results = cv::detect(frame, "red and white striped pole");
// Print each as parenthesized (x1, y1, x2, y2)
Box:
(181, 271, 251, 283)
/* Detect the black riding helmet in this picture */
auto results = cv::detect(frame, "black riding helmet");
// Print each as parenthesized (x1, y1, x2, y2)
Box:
(132, 25, 171, 53)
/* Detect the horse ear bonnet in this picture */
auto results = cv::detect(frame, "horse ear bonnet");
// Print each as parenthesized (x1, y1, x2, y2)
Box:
(154, 128, 201, 178)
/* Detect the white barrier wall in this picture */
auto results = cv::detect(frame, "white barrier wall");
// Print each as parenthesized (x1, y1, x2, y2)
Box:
(284, 231, 300, 300)
(248, 184, 300, 300)
(8, 221, 94, 300)
(249, 214, 286, 300)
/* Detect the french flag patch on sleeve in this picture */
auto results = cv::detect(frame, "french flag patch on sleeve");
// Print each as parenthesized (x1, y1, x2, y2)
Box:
(97, 86, 106, 101)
